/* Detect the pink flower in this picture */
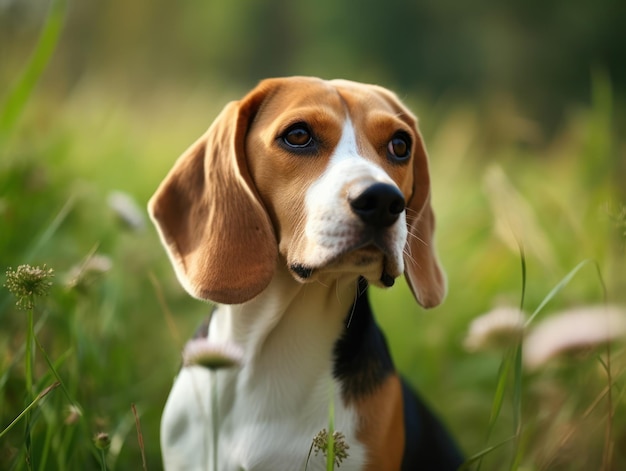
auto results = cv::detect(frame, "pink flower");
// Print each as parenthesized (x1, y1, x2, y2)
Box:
(464, 306, 526, 352)
(523, 305, 626, 370)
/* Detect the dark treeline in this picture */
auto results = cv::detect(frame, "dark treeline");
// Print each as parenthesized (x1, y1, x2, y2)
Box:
(2, 0, 625, 129)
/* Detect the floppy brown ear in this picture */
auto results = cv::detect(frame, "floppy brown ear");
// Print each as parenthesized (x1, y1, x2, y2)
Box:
(404, 131, 447, 308)
(148, 91, 277, 304)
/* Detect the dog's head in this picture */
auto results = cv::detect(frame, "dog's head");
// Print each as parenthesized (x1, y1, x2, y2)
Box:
(148, 77, 445, 307)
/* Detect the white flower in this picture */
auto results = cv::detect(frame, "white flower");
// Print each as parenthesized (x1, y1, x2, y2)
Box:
(66, 254, 113, 289)
(64, 404, 83, 425)
(523, 305, 626, 371)
(182, 338, 244, 370)
(107, 190, 145, 231)
(464, 306, 526, 352)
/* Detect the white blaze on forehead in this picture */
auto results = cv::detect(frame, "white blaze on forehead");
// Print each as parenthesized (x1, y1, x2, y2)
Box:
(306, 119, 394, 207)
(332, 117, 360, 159)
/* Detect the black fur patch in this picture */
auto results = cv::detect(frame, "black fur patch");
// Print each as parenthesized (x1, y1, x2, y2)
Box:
(400, 379, 464, 470)
(332, 278, 395, 401)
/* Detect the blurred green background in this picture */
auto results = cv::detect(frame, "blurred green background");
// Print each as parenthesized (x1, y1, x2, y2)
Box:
(1, 0, 625, 469)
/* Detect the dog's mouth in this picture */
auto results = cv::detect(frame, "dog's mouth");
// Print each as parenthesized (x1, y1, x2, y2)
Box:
(289, 241, 401, 287)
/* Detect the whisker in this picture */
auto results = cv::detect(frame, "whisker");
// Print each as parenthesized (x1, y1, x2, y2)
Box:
(345, 280, 360, 329)
(404, 210, 420, 226)
(357, 279, 367, 297)
(403, 247, 418, 268)
(404, 206, 422, 218)
(315, 278, 330, 288)
(405, 228, 427, 247)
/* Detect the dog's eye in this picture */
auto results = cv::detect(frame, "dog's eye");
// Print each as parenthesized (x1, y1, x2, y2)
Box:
(282, 124, 313, 148)
(387, 132, 411, 162)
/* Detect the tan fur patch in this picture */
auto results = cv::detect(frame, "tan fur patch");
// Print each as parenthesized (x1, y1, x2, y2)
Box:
(355, 374, 405, 471)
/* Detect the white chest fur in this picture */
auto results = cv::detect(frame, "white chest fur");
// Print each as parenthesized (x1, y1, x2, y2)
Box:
(160, 267, 368, 471)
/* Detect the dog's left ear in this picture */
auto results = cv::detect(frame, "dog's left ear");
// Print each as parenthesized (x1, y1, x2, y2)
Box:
(404, 130, 447, 309)
(148, 84, 277, 304)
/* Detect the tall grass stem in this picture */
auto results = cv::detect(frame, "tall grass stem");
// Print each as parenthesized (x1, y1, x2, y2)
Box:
(25, 196, 76, 263)
(525, 259, 595, 327)
(211, 371, 219, 471)
(327, 382, 335, 471)
(25, 301, 35, 470)
(34, 335, 81, 414)
(0, 382, 60, 440)
(131, 404, 148, 471)
(99, 450, 107, 471)
(0, 0, 68, 144)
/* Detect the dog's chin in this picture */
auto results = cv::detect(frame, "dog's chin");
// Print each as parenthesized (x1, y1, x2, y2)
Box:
(289, 247, 403, 287)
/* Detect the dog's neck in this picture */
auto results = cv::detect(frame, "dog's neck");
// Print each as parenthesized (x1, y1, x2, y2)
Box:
(170, 261, 371, 469)
(205, 258, 366, 462)
(208, 259, 360, 375)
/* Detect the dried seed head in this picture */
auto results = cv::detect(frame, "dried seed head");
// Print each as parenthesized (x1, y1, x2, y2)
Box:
(4, 264, 55, 310)
(311, 429, 350, 467)
(182, 338, 244, 370)
(66, 254, 112, 290)
(93, 432, 111, 450)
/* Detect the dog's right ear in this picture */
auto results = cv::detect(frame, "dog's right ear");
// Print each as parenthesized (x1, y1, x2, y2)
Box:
(148, 87, 277, 304)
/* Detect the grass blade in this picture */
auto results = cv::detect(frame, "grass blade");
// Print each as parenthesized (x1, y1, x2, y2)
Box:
(34, 335, 82, 415)
(459, 435, 517, 471)
(327, 382, 335, 471)
(510, 242, 526, 461)
(525, 259, 595, 327)
(0, 382, 60, 439)
(477, 351, 513, 471)
(488, 352, 512, 437)
(512, 343, 523, 435)
(0, 0, 68, 142)
(25, 195, 76, 263)
(131, 404, 148, 471)
(518, 244, 527, 312)
(508, 343, 524, 471)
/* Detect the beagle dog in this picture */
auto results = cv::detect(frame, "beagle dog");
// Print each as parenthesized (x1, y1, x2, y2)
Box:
(149, 77, 463, 470)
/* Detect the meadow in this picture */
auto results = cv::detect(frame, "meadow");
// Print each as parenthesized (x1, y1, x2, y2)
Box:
(1, 2, 625, 470)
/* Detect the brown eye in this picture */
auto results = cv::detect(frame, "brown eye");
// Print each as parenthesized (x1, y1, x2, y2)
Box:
(283, 124, 313, 148)
(387, 133, 411, 162)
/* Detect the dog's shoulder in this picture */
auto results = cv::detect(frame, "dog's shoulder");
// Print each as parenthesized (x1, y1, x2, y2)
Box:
(333, 279, 463, 470)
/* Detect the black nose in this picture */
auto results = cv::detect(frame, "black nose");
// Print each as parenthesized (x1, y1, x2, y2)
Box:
(350, 183, 405, 228)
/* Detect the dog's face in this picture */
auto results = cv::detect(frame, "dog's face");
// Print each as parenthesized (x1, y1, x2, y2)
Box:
(246, 79, 416, 287)
(149, 77, 445, 307)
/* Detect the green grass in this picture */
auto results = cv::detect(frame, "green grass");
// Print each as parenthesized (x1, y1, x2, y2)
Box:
(0, 0, 67, 144)
(1, 13, 625, 469)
